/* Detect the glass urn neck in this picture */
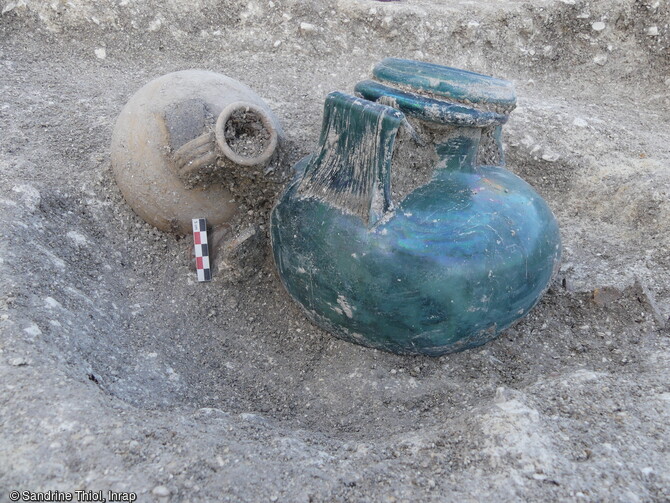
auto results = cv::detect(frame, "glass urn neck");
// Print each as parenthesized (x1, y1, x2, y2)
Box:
(353, 58, 516, 174)
(431, 126, 481, 175)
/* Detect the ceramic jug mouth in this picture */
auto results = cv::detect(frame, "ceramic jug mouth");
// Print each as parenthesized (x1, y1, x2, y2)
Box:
(372, 58, 517, 113)
(354, 80, 509, 128)
(215, 101, 279, 167)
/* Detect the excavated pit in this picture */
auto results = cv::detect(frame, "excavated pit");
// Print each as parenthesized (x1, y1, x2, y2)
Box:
(1, 0, 669, 501)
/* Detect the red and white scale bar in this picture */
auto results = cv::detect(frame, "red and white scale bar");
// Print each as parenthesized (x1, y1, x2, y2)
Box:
(192, 218, 211, 282)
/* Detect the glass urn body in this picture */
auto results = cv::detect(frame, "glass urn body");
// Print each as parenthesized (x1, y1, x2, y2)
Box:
(271, 59, 560, 356)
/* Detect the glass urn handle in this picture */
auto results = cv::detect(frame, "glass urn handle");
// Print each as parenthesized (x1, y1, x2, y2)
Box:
(298, 92, 405, 227)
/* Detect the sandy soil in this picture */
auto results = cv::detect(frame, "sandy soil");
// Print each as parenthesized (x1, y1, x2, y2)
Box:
(1, 0, 669, 501)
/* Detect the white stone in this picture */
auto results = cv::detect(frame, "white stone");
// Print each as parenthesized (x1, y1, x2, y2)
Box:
(646, 26, 659, 36)
(12, 184, 40, 211)
(591, 21, 606, 31)
(1, 2, 16, 14)
(24, 323, 42, 336)
(572, 117, 588, 128)
(542, 150, 560, 162)
(152, 486, 170, 497)
(44, 297, 62, 309)
(299, 22, 316, 34)
(148, 17, 162, 32)
(593, 54, 608, 66)
(94, 47, 106, 59)
(67, 231, 88, 247)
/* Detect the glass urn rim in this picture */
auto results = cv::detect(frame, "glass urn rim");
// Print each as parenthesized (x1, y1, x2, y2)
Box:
(354, 80, 509, 127)
(372, 58, 517, 111)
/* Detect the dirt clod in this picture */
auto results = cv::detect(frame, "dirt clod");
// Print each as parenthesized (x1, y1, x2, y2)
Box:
(224, 108, 271, 160)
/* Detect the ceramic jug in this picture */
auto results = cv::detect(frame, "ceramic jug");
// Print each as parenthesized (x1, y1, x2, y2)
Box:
(112, 70, 282, 234)
(271, 59, 560, 356)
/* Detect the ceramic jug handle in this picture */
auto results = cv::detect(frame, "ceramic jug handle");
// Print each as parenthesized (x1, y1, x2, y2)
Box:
(172, 132, 219, 177)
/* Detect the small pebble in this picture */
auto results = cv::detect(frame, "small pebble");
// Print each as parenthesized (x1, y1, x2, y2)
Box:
(148, 17, 162, 32)
(591, 21, 606, 31)
(646, 26, 659, 36)
(572, 117, 588, 128)
(94, 47, 106, 59)
(10, 357, 28, 366)
(152, 485, 171, 497)
(299, 22, 316, 34)
(593, 54, 608, 66)
(1, 2, 17, 14)
(23, 323, 42, 336)
(542, 151, 560, 162)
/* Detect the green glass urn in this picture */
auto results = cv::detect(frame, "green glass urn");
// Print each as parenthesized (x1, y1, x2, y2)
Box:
(271, 58, 561, 356)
